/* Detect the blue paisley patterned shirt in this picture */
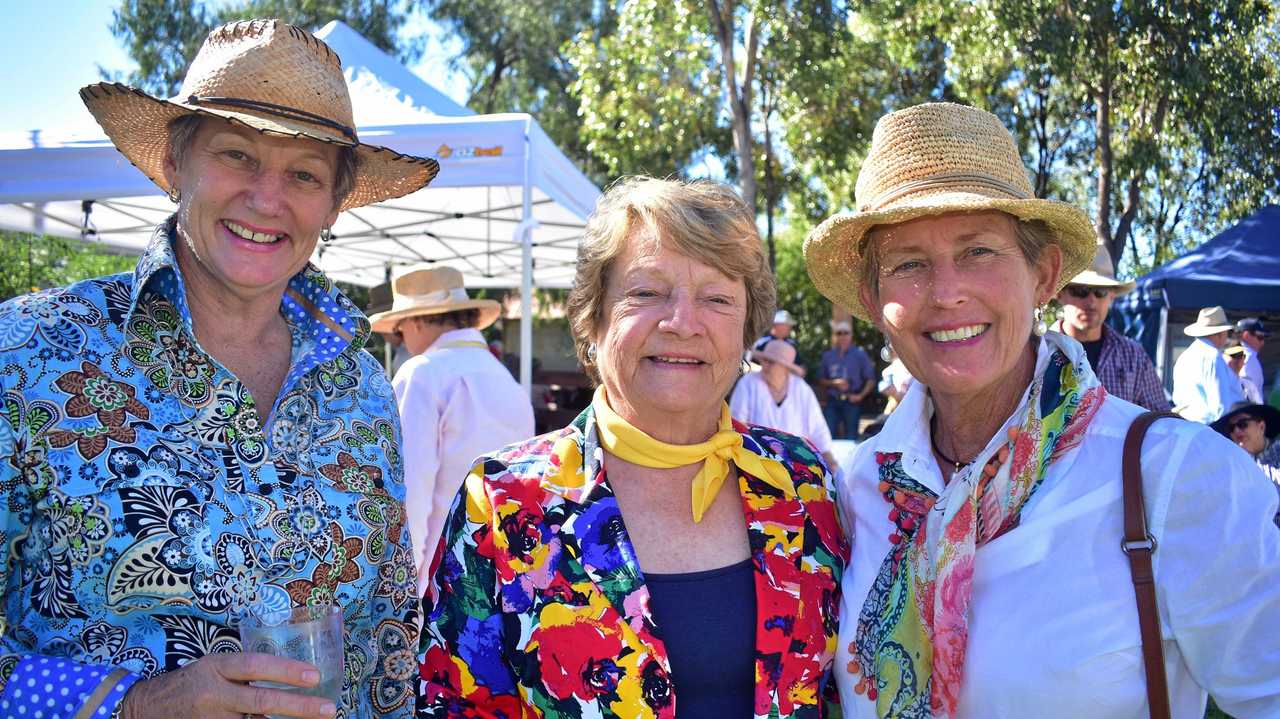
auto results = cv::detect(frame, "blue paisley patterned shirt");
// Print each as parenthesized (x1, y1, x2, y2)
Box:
(0, 220, 418, 719)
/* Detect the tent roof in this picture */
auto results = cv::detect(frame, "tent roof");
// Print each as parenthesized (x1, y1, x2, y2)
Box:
(0, 21, 599, 290)
(1122, 204, 1280, 311)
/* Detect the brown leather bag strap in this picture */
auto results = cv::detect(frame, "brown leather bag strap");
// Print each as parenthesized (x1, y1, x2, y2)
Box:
(1122, 410, 1180, 719)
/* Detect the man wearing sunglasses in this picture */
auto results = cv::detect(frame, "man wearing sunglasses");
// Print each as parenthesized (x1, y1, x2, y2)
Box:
(1054, 244, 1171, 411)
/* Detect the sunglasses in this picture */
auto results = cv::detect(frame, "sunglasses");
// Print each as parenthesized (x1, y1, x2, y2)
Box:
(1064, 285, 1111, 300)
(1226, 416, 1259, 433)
(835, 330, 851, 336)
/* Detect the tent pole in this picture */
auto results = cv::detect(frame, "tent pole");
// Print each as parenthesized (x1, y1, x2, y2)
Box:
(519, 118, 536, 397)
(1156, 289, 1170, 387)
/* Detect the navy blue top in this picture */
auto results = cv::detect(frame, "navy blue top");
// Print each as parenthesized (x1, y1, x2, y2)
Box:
(818, 345, 875, 400)
(645, 558, 756, 718)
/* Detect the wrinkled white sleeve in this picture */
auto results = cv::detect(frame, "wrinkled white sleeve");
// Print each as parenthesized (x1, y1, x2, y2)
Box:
(393, 364, 442, 585)
(1152, 426, 1280, 716)
(729, 378, 753, 422)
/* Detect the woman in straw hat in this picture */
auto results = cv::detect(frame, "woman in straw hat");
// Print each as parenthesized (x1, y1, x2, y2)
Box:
(419, 177, 847, 718)
(730, 339, 838, 470)
(0, 19, 437, 719)
(804, 103, 1280, 718)
(367, 265, 533, 599)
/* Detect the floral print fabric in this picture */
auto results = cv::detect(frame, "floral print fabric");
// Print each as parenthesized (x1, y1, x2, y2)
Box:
(417, 404, 849, 718)
(0, 220, 418, 718)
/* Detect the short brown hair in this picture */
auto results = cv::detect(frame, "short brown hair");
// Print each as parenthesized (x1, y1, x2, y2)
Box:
(566, 177, 775, 383)
(861, 211, 1055, 303)
(166, 114, 358, 209)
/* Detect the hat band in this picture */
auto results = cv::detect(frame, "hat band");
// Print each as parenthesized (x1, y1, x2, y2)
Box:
(187, 95, 357, 142)
(396, 286, 470, 309)
(864, 172, 1032, 211)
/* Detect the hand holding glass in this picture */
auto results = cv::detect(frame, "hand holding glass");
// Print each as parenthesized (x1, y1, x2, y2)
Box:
(239, 604, 345, 717)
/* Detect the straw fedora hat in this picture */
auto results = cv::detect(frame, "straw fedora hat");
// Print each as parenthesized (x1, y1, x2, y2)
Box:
(750, 339, 806, 377)
(79, 19, 439, 212)
(1068, 241, 1135, 293)
(1183, 306, 1233, 337)
(367, 266, 500, 333)
(804, 102, 1097, 320)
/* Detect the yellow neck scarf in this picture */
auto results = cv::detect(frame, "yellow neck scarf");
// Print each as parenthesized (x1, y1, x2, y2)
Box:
(591, 387, 796, 522)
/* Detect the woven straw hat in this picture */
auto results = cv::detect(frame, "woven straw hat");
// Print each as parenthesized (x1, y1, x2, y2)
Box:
(804, 103, 1097, 320)
(750, 339, 805, 377)
(79, 19, 439, 211)
(367, 265, 500, 333)
(1183, 306, 1233, 337)
(1069, 241, 1135, 293)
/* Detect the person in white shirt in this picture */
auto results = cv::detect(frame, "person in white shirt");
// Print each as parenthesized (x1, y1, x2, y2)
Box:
(1173, 306, 1246, 423)
(730, 339, 837, 469)
(804, 102, 1280, 718)
(369, 265, 534, 596)
(1227, 345, 1265, 404)
(1236, 317, 1269, 394)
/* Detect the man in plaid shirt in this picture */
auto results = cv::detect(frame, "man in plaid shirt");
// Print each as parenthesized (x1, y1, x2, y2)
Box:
(1054, 244, 1172, 412)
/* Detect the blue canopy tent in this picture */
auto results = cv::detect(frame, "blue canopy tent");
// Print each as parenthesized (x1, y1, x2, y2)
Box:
(1110, 204, 1280, 384)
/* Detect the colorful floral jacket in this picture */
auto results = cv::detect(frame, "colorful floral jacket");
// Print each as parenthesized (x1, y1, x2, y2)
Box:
(0, 221, 418, 718)
(417, 405, 849, 718)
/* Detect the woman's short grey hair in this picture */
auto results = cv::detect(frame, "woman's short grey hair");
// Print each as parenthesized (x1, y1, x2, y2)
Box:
(861, 211, 1056, 302)
(566, 176, 776, 384)
(166, 114, 358, 209)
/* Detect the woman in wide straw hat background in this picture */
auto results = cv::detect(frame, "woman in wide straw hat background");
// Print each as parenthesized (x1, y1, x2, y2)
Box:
(806, 102, 1280, 717)
(0, 19, 436, 719)
(730, 339, 838, 470)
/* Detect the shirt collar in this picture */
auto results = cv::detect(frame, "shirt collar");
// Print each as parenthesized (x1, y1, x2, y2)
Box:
(125, 217, 372, 377)
(871, 335, 1059, 494)
(425, 326, 486, 352)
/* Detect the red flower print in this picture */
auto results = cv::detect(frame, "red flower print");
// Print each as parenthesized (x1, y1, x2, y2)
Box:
(531, 604, 626, 702)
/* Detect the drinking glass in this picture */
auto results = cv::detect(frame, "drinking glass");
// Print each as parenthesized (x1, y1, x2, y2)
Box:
(239, 603, 345, 717)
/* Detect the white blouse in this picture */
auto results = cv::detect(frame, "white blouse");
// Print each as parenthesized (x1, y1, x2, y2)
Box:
(835, 338, 1280, 718)
(729, 371, 834, 457)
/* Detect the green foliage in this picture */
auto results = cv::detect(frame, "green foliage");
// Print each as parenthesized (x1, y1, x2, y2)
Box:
(862, 0, 1280, 274)
(566, 0, 729, 180)
(0, 233, 136, 302)
(772, 215, 882, 377)
(110, 0, 418, 96)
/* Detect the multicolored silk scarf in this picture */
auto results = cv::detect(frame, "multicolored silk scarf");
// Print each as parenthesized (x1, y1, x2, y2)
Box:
(849, 334, 1106, 718)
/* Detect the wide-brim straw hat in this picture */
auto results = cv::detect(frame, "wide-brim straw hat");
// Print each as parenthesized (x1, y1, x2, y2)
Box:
(1184, 306, 1233, 337)
(367, 265, 500, 333)
(750, 339, 805, 377)
(804, 102, 1097, 320)
(1069, 241, 1135, 293)
(1211, 401, 1280, 440)
(79, 19, 439, 212)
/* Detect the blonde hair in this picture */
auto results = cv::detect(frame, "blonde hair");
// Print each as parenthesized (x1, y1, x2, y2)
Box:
(567, 176, 775, 383)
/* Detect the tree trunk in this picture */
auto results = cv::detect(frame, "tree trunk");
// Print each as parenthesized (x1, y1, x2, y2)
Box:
(1095, 59, 1114, 258)
(761, 66, 777, 271)
(706, 0, 759, 217)
(1112, 91, 1170, 266)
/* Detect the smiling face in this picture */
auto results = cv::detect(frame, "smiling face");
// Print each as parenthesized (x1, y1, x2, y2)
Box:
(163, 120, 341, 302)
(593, 230, 748, 431)
(859, 211, 1062, 403)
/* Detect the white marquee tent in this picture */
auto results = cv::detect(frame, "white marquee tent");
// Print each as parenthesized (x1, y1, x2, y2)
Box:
(0, 21, 601, 391)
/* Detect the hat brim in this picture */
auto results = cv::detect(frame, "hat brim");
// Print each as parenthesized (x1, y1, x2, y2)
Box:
(1183, 323, 1234, 337)
(748, 350, 805, 377)
(803, 192, 1097, 321)
(80, 82, 439, 212)
(1067, 270, 1136, 294)
(368, 299, 501, 333)
(1211, 403, 1280, 439)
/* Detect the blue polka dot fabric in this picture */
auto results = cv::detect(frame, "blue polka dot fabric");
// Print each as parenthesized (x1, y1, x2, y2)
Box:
(0, 656, 139, 719)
